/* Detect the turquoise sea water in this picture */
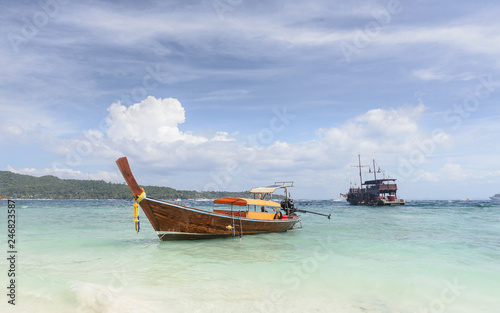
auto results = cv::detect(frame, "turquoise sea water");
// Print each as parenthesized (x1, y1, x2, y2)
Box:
(1, 199, 499, 313)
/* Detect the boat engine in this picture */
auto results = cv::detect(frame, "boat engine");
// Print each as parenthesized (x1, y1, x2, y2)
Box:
(280, 198, 296, 215)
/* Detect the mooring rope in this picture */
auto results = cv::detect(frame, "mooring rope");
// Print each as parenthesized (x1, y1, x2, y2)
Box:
(133, 188, 146, 234)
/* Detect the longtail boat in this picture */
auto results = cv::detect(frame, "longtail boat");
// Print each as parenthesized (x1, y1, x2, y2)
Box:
(116, 157, 303, 240)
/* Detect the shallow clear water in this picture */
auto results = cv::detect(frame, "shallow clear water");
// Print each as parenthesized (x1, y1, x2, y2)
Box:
(1, 199, 499, 312)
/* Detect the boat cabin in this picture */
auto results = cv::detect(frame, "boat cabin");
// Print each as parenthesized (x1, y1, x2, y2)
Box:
(213, 197, 291, 220)
(363, 178, 398, 199)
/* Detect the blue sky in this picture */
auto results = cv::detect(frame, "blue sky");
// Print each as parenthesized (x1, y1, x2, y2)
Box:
(1, 0, 500, 199)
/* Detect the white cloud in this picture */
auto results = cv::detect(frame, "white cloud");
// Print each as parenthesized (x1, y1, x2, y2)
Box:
(371, 25, 500, 56)
(49, 97, 242, 173)
(206, 103, 442, 189)
(414, 163, 500, 183)
(211, 132, 235, 142)
(106, 96, 207, 144)
(0, 103, 64, 142)
(88, 99, 449, 193)
(413, 68, 480, 82)
(6, 165, 121, 182)
(2, 92, 461, 198)
(413, 69, 447, 81)
(317, 104, 429, 155)
(45, 3, 500, 64)
(6, 93, 497, 198)
(7, 165, 79, 179)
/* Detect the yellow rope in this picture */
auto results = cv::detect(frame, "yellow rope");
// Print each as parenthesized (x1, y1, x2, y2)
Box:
(136, 188, 146, 203)
(133, 188, 146, 234)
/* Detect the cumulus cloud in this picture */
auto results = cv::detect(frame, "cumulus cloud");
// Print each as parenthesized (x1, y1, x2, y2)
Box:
(225, 103, 458, 198)
(211, 132, 235, 142)
(207, 103, 444, 187)
(6, 95, 455, 196)
(87, 96, 246, 172)
(106, 96, 207, 144)
(413, 163, 500, 183)
(100, 99, 444, 184)
(317, 104, 430, 155)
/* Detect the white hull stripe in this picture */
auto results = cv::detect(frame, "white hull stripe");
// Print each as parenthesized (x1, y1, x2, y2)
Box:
(156, 231, 224, 236)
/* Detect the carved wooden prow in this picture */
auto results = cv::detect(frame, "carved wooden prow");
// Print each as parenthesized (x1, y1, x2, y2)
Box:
(116, 157, 143, 198)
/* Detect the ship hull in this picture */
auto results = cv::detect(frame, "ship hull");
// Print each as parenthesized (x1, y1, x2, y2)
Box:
(346, 199, 405, 206)
(346, 193, 405, 206)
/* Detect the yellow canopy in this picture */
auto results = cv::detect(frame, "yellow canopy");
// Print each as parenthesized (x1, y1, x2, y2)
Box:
(214, 197, 281, 208)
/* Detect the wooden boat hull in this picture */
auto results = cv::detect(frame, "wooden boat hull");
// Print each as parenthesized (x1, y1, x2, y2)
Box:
(140, 197, 300, 241)
(116, 156, 300, 240)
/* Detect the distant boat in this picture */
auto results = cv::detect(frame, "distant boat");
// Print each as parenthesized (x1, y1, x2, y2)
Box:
(341, 155, 405, 206)
(331, 198, 343, 202)
(490, 194, 500, 202)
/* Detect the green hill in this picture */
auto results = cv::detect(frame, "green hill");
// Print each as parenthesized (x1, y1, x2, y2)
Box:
(0, 171, 249, 200)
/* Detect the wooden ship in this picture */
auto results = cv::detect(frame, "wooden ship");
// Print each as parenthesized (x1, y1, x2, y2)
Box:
(116, 157, 312, 241)
(341, 155, 405, 206)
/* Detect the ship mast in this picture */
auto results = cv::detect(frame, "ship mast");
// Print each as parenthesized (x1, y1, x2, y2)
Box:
(351, 154, 368, 186)
(371, 159, 384, 180)
(358, 154, 363, 185)
(373, 159, 377, 180)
